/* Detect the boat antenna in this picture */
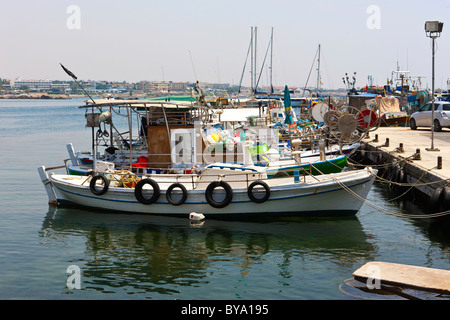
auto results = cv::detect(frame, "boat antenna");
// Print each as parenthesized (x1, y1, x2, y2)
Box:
(59, 63, 96, 104)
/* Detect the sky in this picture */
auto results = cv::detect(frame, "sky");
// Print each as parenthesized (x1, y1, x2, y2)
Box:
(1, 0, 450, 90)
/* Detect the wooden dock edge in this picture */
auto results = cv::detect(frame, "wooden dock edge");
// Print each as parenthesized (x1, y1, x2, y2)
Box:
(353, 261, 450, 294)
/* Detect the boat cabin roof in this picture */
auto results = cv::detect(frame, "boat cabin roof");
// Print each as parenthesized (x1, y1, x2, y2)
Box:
(79, 99, 209, 111)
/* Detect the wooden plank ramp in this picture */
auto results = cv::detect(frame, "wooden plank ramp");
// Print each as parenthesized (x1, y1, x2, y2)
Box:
(353, 261, 450, 295)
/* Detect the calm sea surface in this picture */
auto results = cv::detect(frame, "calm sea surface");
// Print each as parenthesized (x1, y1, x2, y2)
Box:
(0, 98, 449, 301)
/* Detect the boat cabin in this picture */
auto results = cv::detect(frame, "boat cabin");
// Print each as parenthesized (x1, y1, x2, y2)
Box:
(80, 99, 252, 173)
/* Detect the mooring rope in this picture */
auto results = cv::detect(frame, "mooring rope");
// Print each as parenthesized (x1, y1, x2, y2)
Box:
(333, 173, 450, 219)
(346, 153, 450, 188)
(347, 153, 414, 169)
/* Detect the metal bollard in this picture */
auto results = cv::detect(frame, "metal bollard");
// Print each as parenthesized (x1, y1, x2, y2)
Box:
(413, 148, 421, 160)
(373, 134, 379, 142)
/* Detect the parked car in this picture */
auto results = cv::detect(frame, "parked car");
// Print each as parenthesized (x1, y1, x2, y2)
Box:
(410, 101, 450, 131)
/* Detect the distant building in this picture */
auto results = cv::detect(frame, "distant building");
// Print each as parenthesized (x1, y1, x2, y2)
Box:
(139, 81, 152, 92)
(138, 81, 189, 93)
(50, 83, 71, 92)
(10, 78, 51, 91)
(169, 81, 189, 92)
(10, 78, 70, 92)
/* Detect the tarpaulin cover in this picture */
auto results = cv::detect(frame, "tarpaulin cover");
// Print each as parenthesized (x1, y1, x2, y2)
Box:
(377, 97, 399, 113)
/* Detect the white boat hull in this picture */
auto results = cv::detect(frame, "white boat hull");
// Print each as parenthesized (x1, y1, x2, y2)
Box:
(48, 168, 376, 217)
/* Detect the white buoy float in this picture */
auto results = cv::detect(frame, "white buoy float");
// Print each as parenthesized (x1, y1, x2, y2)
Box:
(189, 212, 205, 221)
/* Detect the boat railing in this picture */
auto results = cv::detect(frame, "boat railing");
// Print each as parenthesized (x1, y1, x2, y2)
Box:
(83, 164, 320, 190)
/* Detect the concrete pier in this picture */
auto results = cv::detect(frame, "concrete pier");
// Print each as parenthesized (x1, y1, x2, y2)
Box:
(355, 126, 450, 212)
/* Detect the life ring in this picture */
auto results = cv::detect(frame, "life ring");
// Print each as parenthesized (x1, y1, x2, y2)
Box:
(90, 175, 109, 195)
(247, 180, 270, 203)
(205, 181, 233, 208)
(166, 183, 188, 206)
(135, 178, 160, 205)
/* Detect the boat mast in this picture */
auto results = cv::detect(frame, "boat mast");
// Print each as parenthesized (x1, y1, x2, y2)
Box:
(254, 26, 257, 95)
(270, 27, 273, 94)
(316, 44, 321, 96)
(251, 27, 254, 95)
(255, 28, 274, 93)
(237, 29, 253, 95)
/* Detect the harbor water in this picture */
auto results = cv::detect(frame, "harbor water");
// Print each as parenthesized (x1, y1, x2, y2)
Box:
(0, 98, 449, 300)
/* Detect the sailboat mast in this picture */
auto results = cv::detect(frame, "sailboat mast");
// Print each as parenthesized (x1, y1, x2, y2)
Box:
(254, 26, 257, 94)
(251, 27, 254, 94)
(270, 27, 273, 93)
(316, 44, 321, 96)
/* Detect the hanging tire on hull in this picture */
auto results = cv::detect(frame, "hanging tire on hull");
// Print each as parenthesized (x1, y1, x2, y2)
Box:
(389, 167, 399, 190)
(205, 181, 233, 208)
(441, 186, 450, 212)
(166, 183, 188, 206)
(247, 180, 270, 203)
(429, 188, 442, 214)
(429, 186, 450, 214)
(135, 178, 160, 205)
(396, 169, 408, 194)
(90, 175, 109, 195)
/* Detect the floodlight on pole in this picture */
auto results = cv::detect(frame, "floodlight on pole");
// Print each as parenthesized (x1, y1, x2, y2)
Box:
(425, 21, 443, 152)
(425, 21, 444, 35)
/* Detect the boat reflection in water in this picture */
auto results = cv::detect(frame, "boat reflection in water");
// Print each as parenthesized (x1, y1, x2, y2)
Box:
(41, 207, 375, 298)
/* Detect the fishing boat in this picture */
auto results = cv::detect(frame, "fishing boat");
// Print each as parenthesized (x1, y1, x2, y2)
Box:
(39, 98, 376, 217)
(40, 163, 376, 217)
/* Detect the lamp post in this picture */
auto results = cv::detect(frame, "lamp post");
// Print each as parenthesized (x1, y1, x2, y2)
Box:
(425, 21, 443, 152)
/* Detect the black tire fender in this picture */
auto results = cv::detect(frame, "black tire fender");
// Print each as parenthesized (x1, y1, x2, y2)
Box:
(247, 180, 270, 203)
(166, 183, 188, 206)
(89, 175, 109, 195)
(135, 178, 160, 205)
(440, 186, 450, 212)
(429, 188, 442, 214)
(205, 181, 233, 208)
